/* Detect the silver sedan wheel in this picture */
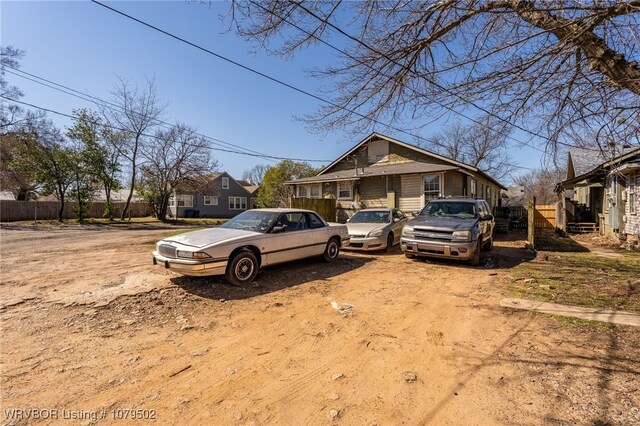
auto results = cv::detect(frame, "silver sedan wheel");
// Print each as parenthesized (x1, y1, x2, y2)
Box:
(235, 258, 255, 281)
(327, 241, 339, 258)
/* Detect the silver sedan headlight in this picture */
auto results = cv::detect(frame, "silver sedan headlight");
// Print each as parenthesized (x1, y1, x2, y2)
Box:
(368, 229, 384, 238)
(177, 250, 212, 259)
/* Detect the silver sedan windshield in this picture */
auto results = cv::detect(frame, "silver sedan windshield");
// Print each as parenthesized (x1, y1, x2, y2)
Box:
(220, 211, 280, 233)
(349, 210, 390, 223)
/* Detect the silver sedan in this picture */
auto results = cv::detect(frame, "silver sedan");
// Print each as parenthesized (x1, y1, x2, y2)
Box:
(152, 209, 350, 285)
(343, 208, 408, 252)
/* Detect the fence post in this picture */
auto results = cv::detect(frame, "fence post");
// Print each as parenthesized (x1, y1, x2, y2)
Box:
(527, 196, 536, 249)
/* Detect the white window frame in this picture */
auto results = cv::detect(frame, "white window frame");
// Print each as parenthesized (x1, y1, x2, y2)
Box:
(297, 184, 322, 199)
(176, 194, 193, 208)
(470, 179, 477, 198)
(222, 177, 229, 189)
(309, 184, 322, 199)
(423, 174, 441, 202)
(337, 182, 353, 200)
(229, 196, 247, 210)
(203, 195, 219, 206)
(297, 185, 309, 198)
(168, 196, 175, 207)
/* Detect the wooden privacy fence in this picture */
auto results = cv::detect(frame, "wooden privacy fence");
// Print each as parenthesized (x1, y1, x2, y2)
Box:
(0, 200, 155, 222)
(534, 204, 557, 229)
(290, 198, 337, 222)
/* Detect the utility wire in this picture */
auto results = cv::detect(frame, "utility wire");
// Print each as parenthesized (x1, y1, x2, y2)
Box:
(0, 96, 332, 162)
(90, 0, 513, 157)
(3, 66, 332, 163)
(285, 0, 585, 153)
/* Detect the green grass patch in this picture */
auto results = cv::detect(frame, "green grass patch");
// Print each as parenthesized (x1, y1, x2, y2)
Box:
(508, 250, 640, 313)
(534, 229, 590, 252)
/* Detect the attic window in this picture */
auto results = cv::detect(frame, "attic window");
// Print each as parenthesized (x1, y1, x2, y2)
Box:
(222, 177, 229, 189)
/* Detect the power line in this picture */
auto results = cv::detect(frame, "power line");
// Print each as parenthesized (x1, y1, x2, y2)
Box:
(0, 96, 333, 163)
(90, 0, 517, 157)
(3, 66, 333, 163)
(285, 1, 584, 153)
(90, 0, 545, 174)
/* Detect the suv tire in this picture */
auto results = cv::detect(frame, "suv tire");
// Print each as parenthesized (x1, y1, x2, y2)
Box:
(469, 239, 481, 266)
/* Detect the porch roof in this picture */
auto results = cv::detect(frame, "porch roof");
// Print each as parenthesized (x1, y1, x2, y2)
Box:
(285, 162, 459, 185)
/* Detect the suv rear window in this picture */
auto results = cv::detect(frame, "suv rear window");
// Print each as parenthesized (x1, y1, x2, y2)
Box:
(420, 202, 478, 219)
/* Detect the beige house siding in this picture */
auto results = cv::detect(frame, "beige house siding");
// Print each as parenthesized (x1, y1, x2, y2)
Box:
(399, 175, 422, 211)
(624, 171, 640, 241)
(388, 143, 451, 166)
(358, 176, 387, 208)
(444, 173, 464, 197)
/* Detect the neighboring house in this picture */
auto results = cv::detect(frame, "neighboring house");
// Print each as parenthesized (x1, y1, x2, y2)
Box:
(285, 133, 506, 222)
(0, 191, 16, 201)
(502, 186, 526, 207)
(237, 180, 259, 208)
(169, 172, 255, 218)
(556, 146, 640, 242)
(94, 189, 143, 203)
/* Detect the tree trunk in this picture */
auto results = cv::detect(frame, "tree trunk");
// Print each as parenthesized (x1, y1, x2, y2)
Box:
(508, 0, 640, 95)
(58, 192, 65, 223)
(121, 143, 138, 220)
(105, 185, 114, 221)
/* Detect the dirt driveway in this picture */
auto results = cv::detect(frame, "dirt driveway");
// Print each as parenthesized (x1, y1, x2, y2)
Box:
(1, 225, 638, 425)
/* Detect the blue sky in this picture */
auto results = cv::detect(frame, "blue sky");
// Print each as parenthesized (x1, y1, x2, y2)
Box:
(1, 1, 545, 182)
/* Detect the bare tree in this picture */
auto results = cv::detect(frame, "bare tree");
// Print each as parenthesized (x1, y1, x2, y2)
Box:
(229, 1, 640, 155)
(242, 163, 268, 185)
(419, 116, 516, 180)
(1, 46, 26, 129)
(514, 168, 566, 204)
(139, 124, 216, 221)
(103, 78, 165, 220)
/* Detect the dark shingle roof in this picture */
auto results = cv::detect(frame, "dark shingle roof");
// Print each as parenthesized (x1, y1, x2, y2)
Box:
(568, 148, 607, 178)
(569, 145, 639, 179)
(286, 162, 459, 184)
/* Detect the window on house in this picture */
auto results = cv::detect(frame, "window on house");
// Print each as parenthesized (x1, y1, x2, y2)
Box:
(423, 175, 440, 201)
(297, 185, 308, 198)
(630, 172, 637, 215)
(173, 195, 193, 207)
(222, 177, 229, 189)
(310, 184, 321, 199)
(470, 179, 477, 198)
(338, 182, 353, 200)
(297, 184, 321, 199)
(229, 196, 247, 210)
(168, 196, 175, 207)
(204, 196, 218, 206)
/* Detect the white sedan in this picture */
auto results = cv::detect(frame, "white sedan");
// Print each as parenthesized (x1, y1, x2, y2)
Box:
(152, 209, 350, 285)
